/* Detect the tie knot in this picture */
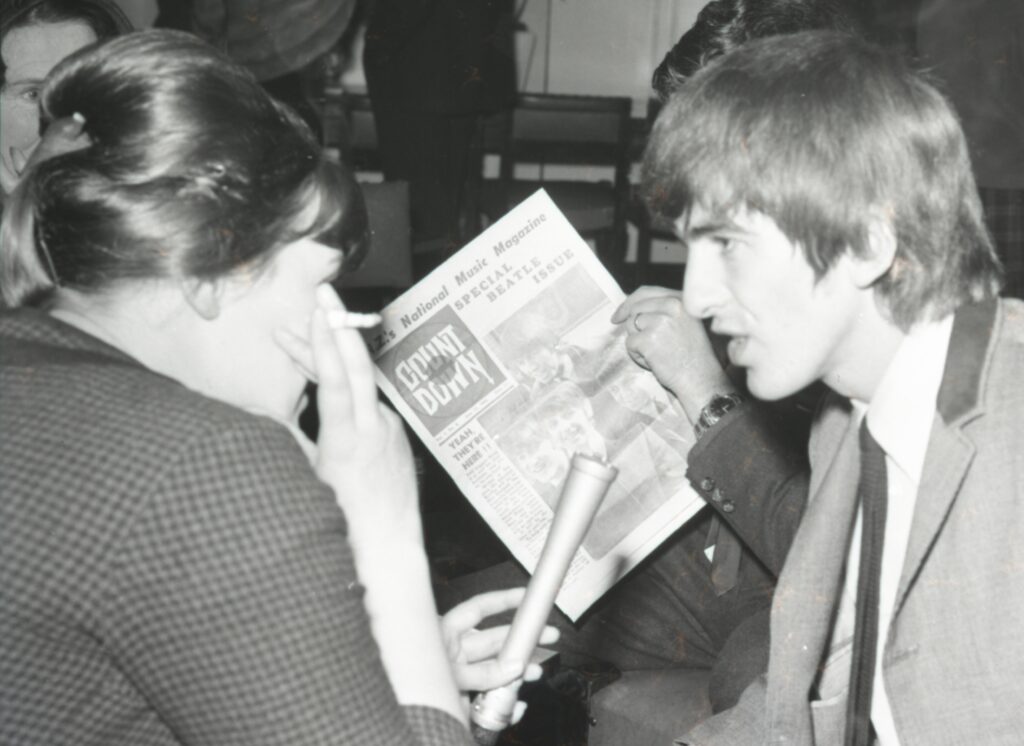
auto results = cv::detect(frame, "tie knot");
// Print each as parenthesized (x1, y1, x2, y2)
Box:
(858, 418, 887, 492)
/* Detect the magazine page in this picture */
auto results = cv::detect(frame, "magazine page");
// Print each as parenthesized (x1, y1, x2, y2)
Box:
(368, 189, 705, 620)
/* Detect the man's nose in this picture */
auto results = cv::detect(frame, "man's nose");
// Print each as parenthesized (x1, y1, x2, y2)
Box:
(682, 243, 726, 319)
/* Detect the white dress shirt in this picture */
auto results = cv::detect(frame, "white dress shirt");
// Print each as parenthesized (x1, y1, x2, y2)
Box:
(837, 314, 954, 745)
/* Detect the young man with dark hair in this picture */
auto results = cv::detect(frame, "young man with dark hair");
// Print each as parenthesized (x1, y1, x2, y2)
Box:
(642, 29, 1019, 744)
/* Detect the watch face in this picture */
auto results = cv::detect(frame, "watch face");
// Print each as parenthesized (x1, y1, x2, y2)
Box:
(706, 400, 726, 419)
(707, 396, 731, 419)
(695, 394, 743, 440)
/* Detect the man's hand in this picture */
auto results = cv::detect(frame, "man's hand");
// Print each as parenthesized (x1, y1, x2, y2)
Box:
(612, 285, 733, 423)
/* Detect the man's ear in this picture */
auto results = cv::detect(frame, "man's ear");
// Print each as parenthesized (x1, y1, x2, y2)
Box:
(180, 277, 224, 320)
(851, 211, 897, 289)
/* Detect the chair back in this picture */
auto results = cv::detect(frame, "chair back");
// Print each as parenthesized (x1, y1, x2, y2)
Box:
(500, 93, 633, 183)
(487, 93, 634, 278)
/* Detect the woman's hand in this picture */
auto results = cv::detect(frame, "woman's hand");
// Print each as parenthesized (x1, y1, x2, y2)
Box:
(611, 285, 732, 423)
(12, 114, 90, 177)
(308, 284, 421, 551)
(442, 588, 560, 724)
(441, 588, 560, 692)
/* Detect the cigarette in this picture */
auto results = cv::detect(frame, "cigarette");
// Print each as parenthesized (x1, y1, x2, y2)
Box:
(326, 309, 382, 329)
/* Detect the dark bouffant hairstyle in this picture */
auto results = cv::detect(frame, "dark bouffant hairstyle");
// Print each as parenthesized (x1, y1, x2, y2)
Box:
(643, 31, 1001, 329)
(651, 0, 867, 100)
(1, 30, 369, 306)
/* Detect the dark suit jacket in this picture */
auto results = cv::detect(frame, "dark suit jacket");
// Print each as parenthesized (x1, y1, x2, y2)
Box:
(687, 402, 810, 577)
(0, 309, 469, 745)
(682, 298, 1024, 745)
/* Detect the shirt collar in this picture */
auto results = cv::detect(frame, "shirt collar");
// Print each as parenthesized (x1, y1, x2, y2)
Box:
(854, 315, 954, 483)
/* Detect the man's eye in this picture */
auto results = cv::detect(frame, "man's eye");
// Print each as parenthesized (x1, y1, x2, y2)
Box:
(19, 87, 40, 104)
(714, 236, 736, 253)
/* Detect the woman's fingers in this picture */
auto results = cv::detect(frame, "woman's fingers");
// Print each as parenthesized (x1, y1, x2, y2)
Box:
(10, 145, 30, 175)
(316, 284, 379, 432)
(455, 659, 523, 693)
(443, 587, 561, 693)
(310, 304, 355, 435)
(442, 588, 526, 636)
(455, 623, 561, 665)
(21, 114, 90, 175)
(274, 325, 316, 382)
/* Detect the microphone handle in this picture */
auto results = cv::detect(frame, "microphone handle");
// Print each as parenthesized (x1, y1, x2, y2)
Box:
(469, 454, 617, 743)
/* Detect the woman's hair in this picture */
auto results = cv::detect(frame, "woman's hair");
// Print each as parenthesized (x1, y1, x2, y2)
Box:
(1, 0, 132, 86)
(643, 31, 1001, 329)
(1, 29, 369, 307)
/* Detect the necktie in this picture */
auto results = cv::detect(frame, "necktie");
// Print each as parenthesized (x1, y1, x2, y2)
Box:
(845, 420, 888, 746)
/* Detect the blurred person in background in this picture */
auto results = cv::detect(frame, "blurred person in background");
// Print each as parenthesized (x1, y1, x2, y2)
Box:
(1, 0, 131, 197)
(187, 0, 358, 136)
(363, 0, 516, 276)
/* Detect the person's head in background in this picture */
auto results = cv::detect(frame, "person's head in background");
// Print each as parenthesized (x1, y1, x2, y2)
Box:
(0, 0, 132, 194)
(651, 0, 868, 101)
(1, 29, 370, 421)
(643, 31, 1001, 403)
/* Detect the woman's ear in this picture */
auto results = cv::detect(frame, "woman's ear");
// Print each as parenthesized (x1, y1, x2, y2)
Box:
(180, 277, 223, 320)
(851, 210, 897, 289)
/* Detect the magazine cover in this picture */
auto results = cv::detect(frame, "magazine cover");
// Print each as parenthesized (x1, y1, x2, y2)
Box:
(369, 189, 704, 620)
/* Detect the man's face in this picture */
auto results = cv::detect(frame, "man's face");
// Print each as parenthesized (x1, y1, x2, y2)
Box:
(680, 204, 864, 401)
(1, 21, 97, 194)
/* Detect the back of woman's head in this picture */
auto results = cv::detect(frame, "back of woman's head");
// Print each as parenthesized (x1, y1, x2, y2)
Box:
(1, 29, 368, 307)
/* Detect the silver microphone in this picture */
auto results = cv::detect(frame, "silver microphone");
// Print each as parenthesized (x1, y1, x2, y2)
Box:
(470, 453, 617, 744)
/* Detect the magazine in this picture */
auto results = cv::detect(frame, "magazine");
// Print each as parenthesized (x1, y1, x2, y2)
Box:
(367, 190, 704, 620)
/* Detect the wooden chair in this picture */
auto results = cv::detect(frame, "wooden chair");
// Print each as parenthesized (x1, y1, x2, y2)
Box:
(477, 93, 633, 283)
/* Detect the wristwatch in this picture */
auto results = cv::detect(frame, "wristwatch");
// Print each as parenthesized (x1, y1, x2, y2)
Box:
(693, 392, 745, 441)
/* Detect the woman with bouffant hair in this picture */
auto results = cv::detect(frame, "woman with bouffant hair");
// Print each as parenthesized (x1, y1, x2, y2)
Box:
(0, 30, 537, 745)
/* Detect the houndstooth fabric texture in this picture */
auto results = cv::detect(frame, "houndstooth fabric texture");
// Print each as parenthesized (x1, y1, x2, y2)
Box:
(0, 309, 470, 746)
(980, 186, 1024, 300)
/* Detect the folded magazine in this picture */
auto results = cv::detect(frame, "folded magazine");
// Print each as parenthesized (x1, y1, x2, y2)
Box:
(368, 190, 704, 620)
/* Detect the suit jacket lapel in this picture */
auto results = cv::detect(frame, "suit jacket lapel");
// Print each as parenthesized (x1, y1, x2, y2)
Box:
(893, 300, 997, 617)
(767, 406, 862, 740)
